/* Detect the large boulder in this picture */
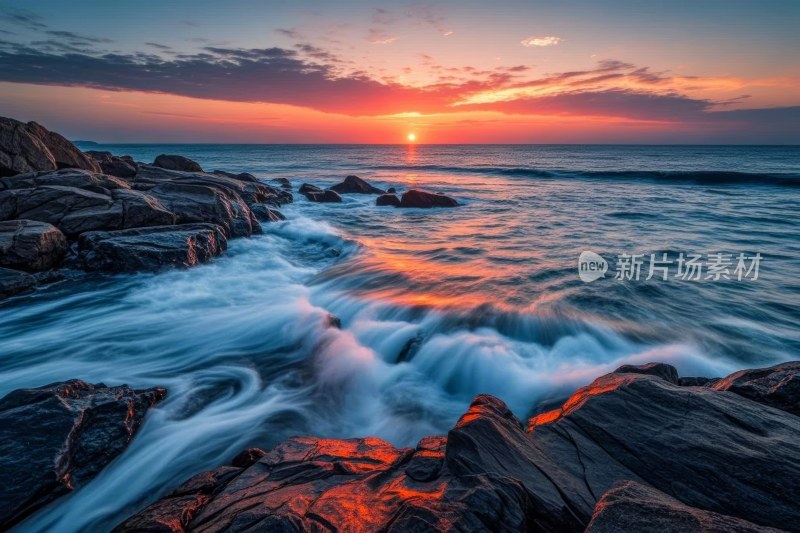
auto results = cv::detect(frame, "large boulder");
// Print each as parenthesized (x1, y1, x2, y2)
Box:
(399, 189, 459, 208)
(586, 481, 781, 533)
(116, 361, 800, 532)
(85, 151, 138, 178)
(153, 154, 203, 172)
(0, 185, 176, 238)
(0, 380, 166, 529)
(0, 219, 67, 271)
(0, 168, 131, 192)
(329, 175, 385, 194)
(376, 193, 400, 207)
(299, 183, 342, 203)
(711, 361, 800, 416)
(75, 223, 227, 272)
(0, 267, 37, 299)
(0, 117, 100, 177)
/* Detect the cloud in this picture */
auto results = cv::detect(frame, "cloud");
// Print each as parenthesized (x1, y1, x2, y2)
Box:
(0, 8, 47, 30)
(45, 30, 113, 44)
(275, 28, 301, 39)
(146, 42, 172, 50)
(367, 28, 397, 45)
(521, 36, 562, 47)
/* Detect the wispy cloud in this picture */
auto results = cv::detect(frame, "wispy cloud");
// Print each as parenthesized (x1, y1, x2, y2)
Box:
(367, 28, 397, 45)
(521, 36, 562, 47)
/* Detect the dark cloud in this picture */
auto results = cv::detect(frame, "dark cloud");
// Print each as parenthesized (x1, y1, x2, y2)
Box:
(45, 30, 113, 44)
(146, 42, 172, 50)
(0, 8, 47, 30)
(275, 28, 300, 39)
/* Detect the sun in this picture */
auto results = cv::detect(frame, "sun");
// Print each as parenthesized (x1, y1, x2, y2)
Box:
(407, 132, 417, 142)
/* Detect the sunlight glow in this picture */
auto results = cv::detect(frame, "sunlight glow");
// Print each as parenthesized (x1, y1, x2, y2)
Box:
(407, 132, 417, 142)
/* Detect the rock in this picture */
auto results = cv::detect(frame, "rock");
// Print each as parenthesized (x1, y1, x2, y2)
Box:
(387, 187, 396, 194)
(299, 183, 321, 195)
(399, 189, 458, 208)
(75, 223, 228, 272)
(0, 267, 37, 299)
(0, 380, 166, 529)
(117, 362, 800, 532)
(0, 117, 100, 177)
(711, 361, 800, 416)
(85, 151, 138, 178)
(153, 154, 203, 173)
(231, 448, 267, 468)
(250, 205, 285, 222)
(0, 184, 176, 238)
(586, 481, 781, 533)
(271, 177, 292, 190)
(0, 219, 67, 271)
(325, 313, 342, 328)
(679, 376, 717, 387)
(614, 361, 680, 384)
(306, 189, 342, 203)
(213, 170, 259, 183)
(329, 175, 385, 194)
(0, 168, 131, 192)
(376, 193, 400, 207)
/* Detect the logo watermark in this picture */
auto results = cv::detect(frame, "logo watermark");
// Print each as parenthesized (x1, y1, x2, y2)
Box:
(578, 251, 762, 283)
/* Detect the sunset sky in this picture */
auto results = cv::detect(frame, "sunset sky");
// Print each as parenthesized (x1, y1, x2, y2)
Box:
(0, 0, 798, 143)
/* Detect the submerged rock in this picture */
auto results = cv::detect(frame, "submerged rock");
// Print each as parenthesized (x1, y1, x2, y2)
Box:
(0, 219, 67, 271)
(75, 223, 228, 272)
(0, 267, 37, 299)
(0, 380, 165, 529)
(0, 117, 100, 177)
(399, 189, 459, 208)
(376, 193, 401, 207)
(116, 361, 800, 532)
(153, 154, 203, 173)
(329, 175, 385, 194)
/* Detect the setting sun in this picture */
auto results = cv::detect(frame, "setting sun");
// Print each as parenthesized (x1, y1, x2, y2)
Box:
(407, 133, 416, 142)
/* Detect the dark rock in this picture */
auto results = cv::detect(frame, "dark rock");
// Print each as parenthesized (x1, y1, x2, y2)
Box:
(0, 168, 131, 192)
(298, 183, 321, 195)
(0, 380, 165, 529)
(399, 189, 458, 208)
(153, 154, 203, 173)
(231, 448, 267, 468)
(213, 170, 259, 183)
(0, 220, 67, 271)
(0, 267, 37, 299)
(0, 117, 100, 176)
(271, 177, 292, 190)
(75, 224, 227, 272)
(329, 175, 385, 194)
(376, 193, 401, 207)
(387, 187, 396, 194)
(614, 361, 679, 384)
(586, 481, 781, 533)
(250, 205, 286, 222)
(116, 362, 800, 532)
(712, 361, 800, 416)
(85, 151, 138, 178)
(0, 184, 176, 238)
(304, 189, 342, 203)
(679, 376, 717, 387)
(325, 313, 342, 328)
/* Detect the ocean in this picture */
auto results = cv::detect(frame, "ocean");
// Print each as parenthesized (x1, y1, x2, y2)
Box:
(3, 144, 799, 531)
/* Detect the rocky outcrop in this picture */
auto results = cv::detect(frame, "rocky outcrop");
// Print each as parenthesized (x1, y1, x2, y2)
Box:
(399, 189, 459, 208)
(271, 177, 292, 190)
(0, 380, 166, 529)
(710, 361, 800, 416)
(0, 168, 131, 192)
(585, 481, 781, 533)
(0, 267, 37, 298)
(376, 193, 401, 207)
(0, 220, 67, 271)
(329, 175, 385, 194)
(85, 151, 138, 178)
(153, 154, 203, 173)
(116, 361, 800, 532)
(75, 223, 228, 272)
(300, 183, 342, 203)
(0, 117, 100, 177)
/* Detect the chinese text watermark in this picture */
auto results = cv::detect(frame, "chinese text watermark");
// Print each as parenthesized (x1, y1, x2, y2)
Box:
(578, 251, 762, 283)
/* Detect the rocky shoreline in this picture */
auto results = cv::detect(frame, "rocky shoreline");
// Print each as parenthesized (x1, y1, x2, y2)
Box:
(1, 361, 797, 531)
(0, 116, 459, 300)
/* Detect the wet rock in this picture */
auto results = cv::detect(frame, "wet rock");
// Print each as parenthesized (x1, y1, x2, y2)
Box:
(302, 185, 342, 203)
(213, 170, 259, 183)
(399, 189, 459, 208)
(85, 151, 138, 178)
(0, 220, 67, 271)
(75, 223, 227, 272)
(0, 380, 166, 529)
(298, 183, 321, 195)
(0, 117, 100, 177)
(387, 187, 396, 194)
(376, 193, 401, 207)
(250, 205, 285, 222)
(271, 177, 292, 190)
(0, 184, 176, 238)
(153, 154, 203, 172)
(711, 361, 800, 415)
(614, 361, 679, 384)
(118, 362, 800, 532)
(586, 481, 781, 533)
(329, 175, 385, 194)
(0, 168, 130, 192)
(325, 313, 342, 328)
(679, 376, 717, 387)
(231, 448, 267, 468)
(0, 267, 37, 299)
